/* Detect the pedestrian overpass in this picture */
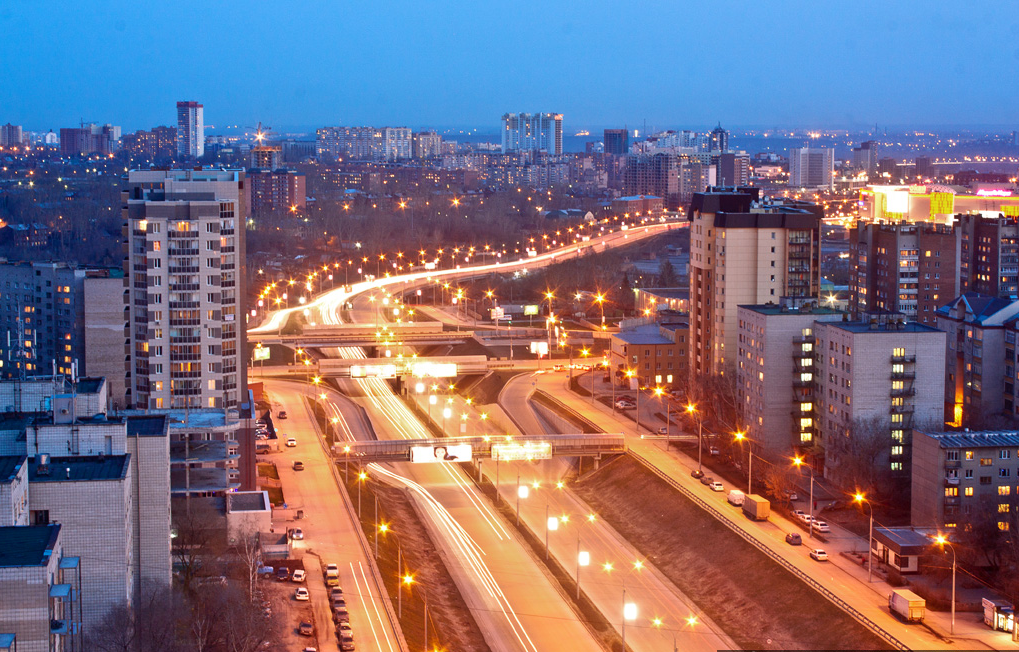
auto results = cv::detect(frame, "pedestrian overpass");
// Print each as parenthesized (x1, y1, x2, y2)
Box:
(333, 433, 626, 463)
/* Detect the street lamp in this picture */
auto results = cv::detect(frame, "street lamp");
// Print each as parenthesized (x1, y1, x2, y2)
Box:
(934, 534, 957, 635)
(576, 513, 596, 599)
(686, 403, 703, 474)
(734, 431, 751, 494)
(622, 588, 638, 649)
(792, 456, 816, 539)
(516, 473, 529, 526)
(854, 492, 874, 583)
(654, 387, 668, 449)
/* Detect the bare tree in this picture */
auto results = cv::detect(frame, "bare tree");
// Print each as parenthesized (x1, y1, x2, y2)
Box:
(172, 501, 221, 594)
(84, 603, 137, 652)
(826, 415, 891, 496)
(232, 528, 262, 602)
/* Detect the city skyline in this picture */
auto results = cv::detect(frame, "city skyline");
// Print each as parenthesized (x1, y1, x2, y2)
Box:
(2, 1, 1017, 130)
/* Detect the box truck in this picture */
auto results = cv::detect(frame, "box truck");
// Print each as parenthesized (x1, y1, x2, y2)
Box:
(889, 589, 925, 622)
(742, 494, 770, 521)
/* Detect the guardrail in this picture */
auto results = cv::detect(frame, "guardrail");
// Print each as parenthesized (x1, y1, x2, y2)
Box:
(533, 390, 602, 434)
(627, 450, 910, 651)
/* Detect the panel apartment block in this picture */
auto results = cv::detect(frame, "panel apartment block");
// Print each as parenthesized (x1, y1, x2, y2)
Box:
(689, 189, 822, 377)
(815, 314, 945, 486)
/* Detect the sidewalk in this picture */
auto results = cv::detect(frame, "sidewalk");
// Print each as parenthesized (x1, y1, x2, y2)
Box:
(541, 371, 1014, 651)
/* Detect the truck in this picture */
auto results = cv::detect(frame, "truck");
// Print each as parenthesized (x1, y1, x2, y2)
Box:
(727, 489, 745, 506)
(742, 494, 770, 521)
(889, 589, 925, 622)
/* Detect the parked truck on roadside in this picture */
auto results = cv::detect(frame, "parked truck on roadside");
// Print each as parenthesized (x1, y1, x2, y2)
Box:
(742, 494, 770, 521)
(888, 589, 925, 622)
(727, 490, 745, 506)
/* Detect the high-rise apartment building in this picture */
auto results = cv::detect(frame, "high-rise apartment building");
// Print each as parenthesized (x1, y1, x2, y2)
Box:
(815, 313, 945, 486)
(382, 127, 412, 160)
(709, 124, 729, 153)
(603, 129, 629, 156)
(176, 101, 204, 159)
(59, 123, 119, 157)
(314, 126, 411, 161)
(122, 169, 247, 410)
(852, 140, 879, 175)
(121, 126, 178, 161)
(501, 113, 563, 155)
(678, 160, 715, 203)
(623, 153, 678, 203)
(412, 131, 443, 159)
(737, 300, 844, 461)
(0, 123, 22, 146)
(716, 152, 750, 187)
(788, 147, 834, 189)
(248, 168, 306, 214)
(850, 221, 960, 323)
(689, 188, 822, 377)
(958, 213, 1019, 299)
(250, 144, 282, 170)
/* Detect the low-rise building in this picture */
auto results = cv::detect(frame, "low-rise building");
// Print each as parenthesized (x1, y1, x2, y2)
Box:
(226, 491, 272, 546)
(609, 319, 688, 387)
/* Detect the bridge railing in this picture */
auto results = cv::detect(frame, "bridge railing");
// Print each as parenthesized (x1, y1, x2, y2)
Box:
(333, 432, 626, 461)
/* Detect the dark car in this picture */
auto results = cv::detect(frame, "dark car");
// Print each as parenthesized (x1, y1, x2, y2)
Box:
(785, 532, 802, 546)
(293, 461, 305, 471)
(690, 469, 705, 479)
(699, 475, 714, 486)
(298, 621, 314, 636)
(278, 410, 288, 419)
(276, 566, 290, 581)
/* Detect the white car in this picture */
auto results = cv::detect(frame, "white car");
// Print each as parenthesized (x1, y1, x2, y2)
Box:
(709, 481, 724, 492)
(809, 548, 828, 562)
(813, 520, 831, 533)
(292, 569, 306, 582)
(295, 587, 310, 601)
(290, 528, 304, 540)
(286, 437, 297, 447)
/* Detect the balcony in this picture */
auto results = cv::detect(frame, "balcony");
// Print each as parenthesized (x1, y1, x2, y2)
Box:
(945, 476, 960, 485)
(890, 387, 916, 398)
(891, 353, 917, 363)
(891, 404, 915, 414)
(945, 459, 961, 469)
(944, 496, 960, 506)
(168, 266, 199, 274)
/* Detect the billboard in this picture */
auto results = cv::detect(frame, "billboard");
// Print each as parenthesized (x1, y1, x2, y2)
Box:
(490, 306, 505, 320)
(410, 444, 473, 463)
(530, 341, 549, 356)
(491, 441, 552, 461)
(252, 347, 271, 361)
(524, 304, 540, 316)
(350, 364, 397, 379)
(411, 362, 457, 378)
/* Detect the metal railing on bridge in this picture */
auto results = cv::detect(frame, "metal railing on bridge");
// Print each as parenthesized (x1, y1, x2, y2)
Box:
(333, 433, 626, 463)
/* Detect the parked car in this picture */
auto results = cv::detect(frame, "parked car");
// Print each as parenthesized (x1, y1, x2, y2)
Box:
(278, 411, 288, 419)
(709, 481, 724, 492)
(708, 446, 720, 456)
(785, 532, 802, 545)
(813, 520, 831, 533)
(286, 437, 297, 447)
(783, 489, 799, 501)
(690, 469, 705, 479)
(298, 621, 314, 636)
(333, 607, 350, 623)
(292, 569, 306, 582)
(293, 461, 305, 471)
(338, 622, 353, 634)
(614, 400, 634, 410)
(331, 595, 346, 608)
(809, 548, 829, 561)
(290, 528, 304, 540)
(255, 419, 267, 427)
(797, 512, 813, 525)
(338, 633, 355, 651)
(656, 426, 669, 435)
(330, 587, 344, 599)
(276, 567, 290, 581)
(302, 648, 317, 652)
(699, 475, 714, 486)
(295, 587, 310, 601)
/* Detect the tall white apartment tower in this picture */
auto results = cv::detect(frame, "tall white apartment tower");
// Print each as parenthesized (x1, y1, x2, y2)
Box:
(123, 169, 247, 410)
(501, 113, 563, 155)
(176, 101, 205, 158)
(788, 147, 834, 189)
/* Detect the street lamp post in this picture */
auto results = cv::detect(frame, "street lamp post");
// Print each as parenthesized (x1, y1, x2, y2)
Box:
(854, 493, 875, 583)
(686, 404, 703, 474)
(575, 513, 595, 600)
(935, 535, 957, 635)
(734, 431, 751, 494)
(793, 456, 816, 540)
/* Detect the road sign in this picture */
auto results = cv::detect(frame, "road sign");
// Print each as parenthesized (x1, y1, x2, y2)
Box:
(411, 444, 473, 463)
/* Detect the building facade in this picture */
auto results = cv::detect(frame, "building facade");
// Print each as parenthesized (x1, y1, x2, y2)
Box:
(175, 101, 204, 159)
(0, 124, 23, 147)
(689, 189, 822, 377)
(737, 301, 844, 461)
(501, 113, 563, 156)
(247, 168, 306, 215)
(623, 153, 678, 203)
(608, 321, 688, 387)
(788, 147, 834, 189)
(122, 169, 247, 410)
(815, 314, 945, 486)
(121, 126, 177, 161)
(412, 131, 442, 159)
(912, 429, 1019, 532)
(603, 129, 629, 156)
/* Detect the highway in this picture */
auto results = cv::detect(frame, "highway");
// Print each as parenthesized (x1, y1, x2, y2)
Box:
(521, 371, 1003, 651)
(258, 379, 405, 652)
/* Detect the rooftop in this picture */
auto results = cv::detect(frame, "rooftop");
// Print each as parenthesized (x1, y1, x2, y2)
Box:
(0, 455, 26, 483)
(227, 491, 270, 513)
(28, 455, 130, 483)
(0, 524, 61, 568)
(126, 414, 169, 438)
(614, 324, 674, 346)
(921, 430, 1019, 449)
(874, 527, 934, 555)
(826, 320, 941, 334)
(122, 408, 238, 431)
(741, 303, 844, 316)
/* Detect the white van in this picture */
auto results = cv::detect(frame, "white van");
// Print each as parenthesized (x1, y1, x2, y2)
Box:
(727, 489, 745, 506)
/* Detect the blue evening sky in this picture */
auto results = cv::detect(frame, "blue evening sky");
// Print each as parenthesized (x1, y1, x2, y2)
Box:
(1, 0, 1017, 133)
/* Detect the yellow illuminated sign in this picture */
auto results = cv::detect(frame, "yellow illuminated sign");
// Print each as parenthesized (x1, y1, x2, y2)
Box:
(930, 192, 954, 217)
(491, 441, 552, 461)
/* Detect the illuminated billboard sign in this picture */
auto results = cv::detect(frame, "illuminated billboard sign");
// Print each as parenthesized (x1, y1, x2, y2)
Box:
(524, 305, 540, 316)
(410, 444, 473, 463)
(252, 347, 271, 361)
(491, 441, 552, 461)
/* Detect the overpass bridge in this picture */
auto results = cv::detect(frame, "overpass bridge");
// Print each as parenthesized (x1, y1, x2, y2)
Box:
(249, 321, 474, 348)
(334, 433, 625, 463)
